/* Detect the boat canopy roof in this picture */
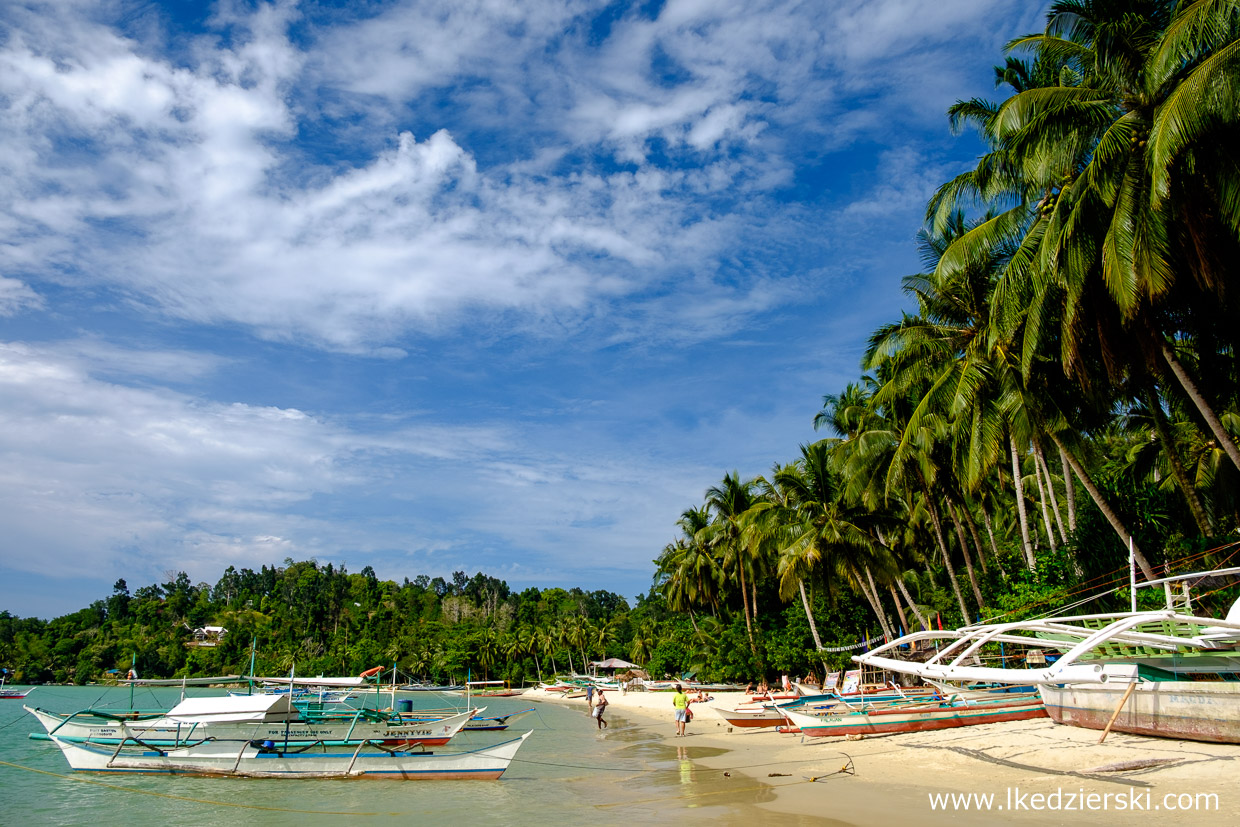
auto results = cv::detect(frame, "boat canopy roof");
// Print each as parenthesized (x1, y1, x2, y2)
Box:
(164, 693, 295, 723)
(247, 675, 371, 688)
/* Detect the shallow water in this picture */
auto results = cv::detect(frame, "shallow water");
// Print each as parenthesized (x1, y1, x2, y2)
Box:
(0, 687, 786, 825)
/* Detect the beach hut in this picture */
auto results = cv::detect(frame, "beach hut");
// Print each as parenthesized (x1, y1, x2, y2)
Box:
(588, 657, 640, 677)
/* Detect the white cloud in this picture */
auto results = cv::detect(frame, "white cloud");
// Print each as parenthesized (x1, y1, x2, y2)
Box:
(0, 0, 1035, 354)
(0, 340, 720, 593)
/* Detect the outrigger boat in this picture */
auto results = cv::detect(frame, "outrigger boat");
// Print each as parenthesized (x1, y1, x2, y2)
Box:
(399, 706, 536, 732)
(26, 693, 477, 748)
(854, 565, 1240, 744)
(42, 730, 532, 779)
(780, 692, 1046, 737)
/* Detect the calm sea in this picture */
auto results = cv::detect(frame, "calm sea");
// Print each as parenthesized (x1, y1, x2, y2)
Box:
(0, 686, 796, 825)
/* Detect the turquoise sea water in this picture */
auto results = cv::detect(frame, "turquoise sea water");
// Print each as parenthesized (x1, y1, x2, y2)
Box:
(0, 687, 790, 825)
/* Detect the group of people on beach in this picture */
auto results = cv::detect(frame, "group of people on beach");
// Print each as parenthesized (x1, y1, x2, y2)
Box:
(584, 683, 712, 736)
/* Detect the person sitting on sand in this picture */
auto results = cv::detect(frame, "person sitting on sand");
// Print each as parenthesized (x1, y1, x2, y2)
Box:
(593, 689, 609, 729)
(672, 684, 690, 736)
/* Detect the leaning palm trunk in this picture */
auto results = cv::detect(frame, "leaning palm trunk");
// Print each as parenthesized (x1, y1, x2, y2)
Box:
(1058, 445, 1076, 531)
(887, 584, 910, 633)
(980, 504, 1006, 575)
(1145, 385, 1212, 536)
(896, 576, 931, 631)
(1033, 437, 1068, 545)
(798, 580, 824, 650)
(865, 567, 896, 638)
(959, 501, 989, 575)
(857, 570, 894, 641)
(1160, 339, 1240, 475)
(1048, 432, 1155, 579)
(946, 498, 985, 611)
(1010, 435, 1036, 569)
(921, 484, 971, 620)
(1030, 447, 1058, 552)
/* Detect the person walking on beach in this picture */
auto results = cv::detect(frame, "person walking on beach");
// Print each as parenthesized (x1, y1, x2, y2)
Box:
(592, 689, 608, 729)
(672, 684, 690, 736)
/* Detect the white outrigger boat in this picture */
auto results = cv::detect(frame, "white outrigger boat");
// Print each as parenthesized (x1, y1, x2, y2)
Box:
(855, 565, 1240, 743)
(27, 693, 476, 748)
(43, 730, 532, 779)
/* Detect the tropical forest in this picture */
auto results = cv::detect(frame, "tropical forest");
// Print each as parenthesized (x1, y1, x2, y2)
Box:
(3, 0, 1240, 687)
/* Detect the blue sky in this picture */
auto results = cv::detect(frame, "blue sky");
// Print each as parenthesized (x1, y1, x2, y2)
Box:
(0, 0, 1047, 618)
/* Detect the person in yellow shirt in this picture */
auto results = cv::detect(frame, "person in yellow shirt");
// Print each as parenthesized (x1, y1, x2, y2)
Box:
(672, 684, 690, 736)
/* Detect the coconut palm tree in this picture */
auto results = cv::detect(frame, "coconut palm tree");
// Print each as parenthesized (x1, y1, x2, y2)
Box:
(702, 472, 762, 654)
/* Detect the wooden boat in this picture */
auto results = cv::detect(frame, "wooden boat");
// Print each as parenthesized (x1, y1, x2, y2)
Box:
(712, 684, 946, 729)
(399, 707, 535, 732)
(457, 680, 527, 697)
(0, 673, 32, 699)
(854, 565, 1240, 743)
(1038, 679, 1240, 743)
(780, 694, 1046, 737)
(26, 694, 475, 747)
(42, 730, 532, 778)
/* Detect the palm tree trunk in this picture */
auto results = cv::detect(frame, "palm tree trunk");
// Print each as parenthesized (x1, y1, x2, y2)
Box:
(896, 576, 930, 630)
(857, 572, 894, 640)
(980, 503, 1006, 575)
(750, 576, 759, 630)
(1048, 432, 1155, 578)
(864, 567, 896, 638)
(1030, 445, 1058, 552)
(1160, 338, 1240, 474)
(922, 484, 971, 620)
(1034, 437, 1068, 544)
(946, 497, 985, 611)
(798, 580, 824, 650)
(960, 501, 989, 575)
(737, 564, 756, 655)
(688, 608, 700, 635)
(1145, 385, 1212, 535)
(887, 584, 910, 633)
(1058, 445, 1077, 530)
(1010, 435, 1036, 569)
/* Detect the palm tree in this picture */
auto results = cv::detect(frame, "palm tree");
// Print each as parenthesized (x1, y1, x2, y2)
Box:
(768, 443, 896, 645)
(702, 472, 762, 653)
(970, 2, 1240, 477)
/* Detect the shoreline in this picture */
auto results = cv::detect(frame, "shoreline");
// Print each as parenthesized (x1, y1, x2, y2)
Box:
(527, 688, 1240, 824)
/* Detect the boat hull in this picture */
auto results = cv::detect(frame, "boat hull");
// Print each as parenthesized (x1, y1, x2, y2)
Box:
(1039, 681, 1240, 744)
(44, 731, 531, 779)
(783, 697, 1046, 737)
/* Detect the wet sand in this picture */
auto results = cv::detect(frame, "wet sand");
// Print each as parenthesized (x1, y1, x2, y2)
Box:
(528, 688, 1240, 825)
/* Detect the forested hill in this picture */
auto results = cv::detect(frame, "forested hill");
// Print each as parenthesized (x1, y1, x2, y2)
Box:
(0, 556, 891, 687)
(0, 561, 638, 685)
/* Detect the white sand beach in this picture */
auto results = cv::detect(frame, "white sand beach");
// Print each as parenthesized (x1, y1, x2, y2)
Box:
(528, 688, 1240, 825)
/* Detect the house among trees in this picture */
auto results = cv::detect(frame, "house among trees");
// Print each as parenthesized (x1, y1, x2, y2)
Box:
(186, 625, 228, 648)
